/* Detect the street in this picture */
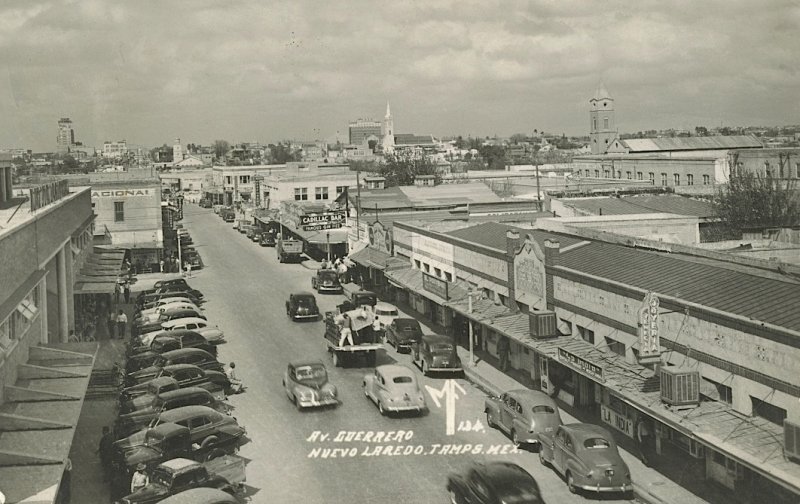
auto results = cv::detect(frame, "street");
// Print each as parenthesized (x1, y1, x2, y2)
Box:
(182, 204, 634, 504)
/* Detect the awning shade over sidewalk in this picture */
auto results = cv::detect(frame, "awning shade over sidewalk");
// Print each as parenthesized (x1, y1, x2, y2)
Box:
(74, 247, 125, 294)
(349, 246, 392, 270)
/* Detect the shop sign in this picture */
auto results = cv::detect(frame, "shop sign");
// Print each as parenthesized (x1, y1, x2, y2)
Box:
(601, 404, 634, 438)
(91, 188, 152, 198)
(637, 291, 662, 363)
(300, 211, 344, 231)
(514, 236, 546, 307)
(422, 272, 449, 300)
(557, 347, 604, 382)
(369, 221, 393, 254)
(30, 180, 69, 211)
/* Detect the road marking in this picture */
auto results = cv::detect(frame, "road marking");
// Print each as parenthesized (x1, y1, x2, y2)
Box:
(425, 379, 466, 436)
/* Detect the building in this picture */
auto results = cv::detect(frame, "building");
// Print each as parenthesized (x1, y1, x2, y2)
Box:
(589, 83, 617, 154)
(56, 117, 75, 152)
(210, 164, 286, 205)
(262, 162, 356, 208)
(730, 147, 800, 180)
(0, 154, 99, 504)
(349, 118, 382, 146)
(102, 140, 128, 158)
(172, 138, 184, 167)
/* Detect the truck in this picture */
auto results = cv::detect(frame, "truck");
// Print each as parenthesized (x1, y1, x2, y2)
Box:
(276, 238, 304, 263)
(341, 284, 378, 311)
(117, 456, 245, 504)
(323, 305, 383, 367)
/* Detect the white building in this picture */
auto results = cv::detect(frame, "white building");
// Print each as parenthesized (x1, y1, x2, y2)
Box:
(102, 140, 128, 158)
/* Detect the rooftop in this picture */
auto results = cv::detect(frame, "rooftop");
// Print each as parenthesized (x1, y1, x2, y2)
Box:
(622, 135, 762, 153)
(444, 221, 585, 252)
(557, 194, 716, 218)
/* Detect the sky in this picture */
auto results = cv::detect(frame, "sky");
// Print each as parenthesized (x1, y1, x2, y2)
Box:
(0, 0, 797, 151)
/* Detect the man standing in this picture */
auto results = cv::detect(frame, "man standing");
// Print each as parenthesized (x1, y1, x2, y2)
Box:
(130, 463, 149, 493)
(116, 310, 127, 340)
(159, 259, 165, 273)
(497, 336, 510, 372)
(123, 281, 131, 304)
(372, 315, 383, 342)
(186, 262, 192, 278)
(337, 313, 354, 347)
(97, 426, 114, 481)
(113, 281, 121, 305)
(636, 417, 654, 466)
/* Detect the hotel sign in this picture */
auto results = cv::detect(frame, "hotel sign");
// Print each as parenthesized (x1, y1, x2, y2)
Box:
(557, 347, 604, 382)
(637, 291, 662, 363)
(422, 272, 449, 300)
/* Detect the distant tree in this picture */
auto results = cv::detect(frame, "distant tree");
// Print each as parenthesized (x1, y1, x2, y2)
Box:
(61, 155, 79, 173)
(347, 159, 378, 173)
(378, 151, 440, 186)
(695, 126, 709, 137)
(510, 133, 528, 144)
(213, 140, 230, 160)
(478, 144, 506, 170)
(454, 135, 465, 149)
(714, 168, 800, 232)
(268, 142, 301, 164)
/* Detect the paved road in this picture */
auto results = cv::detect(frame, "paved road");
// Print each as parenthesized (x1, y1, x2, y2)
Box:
(182, 204, 633, 504)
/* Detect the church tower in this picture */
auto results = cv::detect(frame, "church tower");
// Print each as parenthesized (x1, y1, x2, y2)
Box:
(382, 102, 395, 153)
(172, 138, 183, 167)
(589, 84, 617, 154)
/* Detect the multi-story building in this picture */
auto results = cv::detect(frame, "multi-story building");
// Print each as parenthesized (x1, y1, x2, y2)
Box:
(56, 117, 75, 152)
(349, 118, 382, 146)
(210, 164, 286, 205)
(102, 140, 128, 158)
(262, 162, 355, 207)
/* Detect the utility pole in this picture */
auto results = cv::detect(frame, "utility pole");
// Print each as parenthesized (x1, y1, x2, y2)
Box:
(177, 230, 183, 276)
(356, 169, 361, 240)
(468, 289, 475, 367)
(534, 152, 541, 211)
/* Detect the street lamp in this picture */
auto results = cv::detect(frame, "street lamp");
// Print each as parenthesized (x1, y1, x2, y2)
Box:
(467, 288, 479, 367)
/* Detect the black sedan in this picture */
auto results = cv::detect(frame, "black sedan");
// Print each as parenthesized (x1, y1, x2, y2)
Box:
(286, 292, 320, 321)
(385, 318, 423, 352)
(447, 462, 544, 504)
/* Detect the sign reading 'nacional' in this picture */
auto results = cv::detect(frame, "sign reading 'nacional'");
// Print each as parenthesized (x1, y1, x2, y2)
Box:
(557, 347, 604, 382)
(422, 272, 449, 300)
(300, 211, 344, 231)
(91, 188, 153, 198)
(637, 291, 662, 363)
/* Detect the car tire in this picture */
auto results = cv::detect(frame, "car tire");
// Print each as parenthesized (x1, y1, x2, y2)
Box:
(205, 448, 225, 461)
(448, 489, 462, 504)
(332, 352, 340, 367)
(567, 471, 577, 494)
(511, 429, 520, 447)
(378, 401, 386, 416)
(486, 411, 495, 428)
(539, 449, 548, 466)
(422, 360, 429, 376)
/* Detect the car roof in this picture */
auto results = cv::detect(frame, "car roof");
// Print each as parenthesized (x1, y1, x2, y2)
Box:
(506, 389, 558, 408)
(421, 334, 454, 344)
(158, 487, 238, 504)
(479, 462, 538, 488)
(292, 291, 315, 297)
(375, 302, 396, 310)
(159, 387, 210, 400)
(377, 364, 415, 378)
(163, 317, 207, 327)
(159, 458, 197, 471)
(159, 405, 222, 422)
(289, 359, 325, 368)
(163, 363, 204, 373)
(562, 423, 613, 440)
(393, 318, 421, 327)
(160, 348, 214, 359)
(148, 376, 180, 387)
(158, 329, 204, 338)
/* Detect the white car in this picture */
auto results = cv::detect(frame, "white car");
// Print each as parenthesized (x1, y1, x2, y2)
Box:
(139, 325, 225, 347)
(374, 302, 399, 329)
(136, 301, 201, 322)
(161, 317, 213, 332)
(363, 364, 426, 416)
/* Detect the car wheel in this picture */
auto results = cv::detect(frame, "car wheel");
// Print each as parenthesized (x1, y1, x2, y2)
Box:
(363, 383, 369, 398)
(566, 471, 577, 494)
(205, 448, 225, 462)
(422, 360, 429, 376)
(448, 489, 460, 504)
(332, 352, 340, 367)
(511, 429, 520, 447)
(486, 411, 495, 428)
(538, 449, 548, 466)
(378, 401, 386, 416)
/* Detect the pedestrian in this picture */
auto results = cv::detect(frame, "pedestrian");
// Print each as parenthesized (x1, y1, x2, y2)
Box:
(123, 282, 131, 304)
(107, 310, 116, 339)
(113, 281, 121, 305)
(636, 417, 654, 466)
(372, 315, 383, 341)
(59, 457, 72, 503)
(97, 426, 114, 481)
(338, 313, 354, 347)
(186, 262, 192, 278)
(337, 261, 348, 284)
(333, 256, 341, 267)
(130, 463, 149, 493)
(320, 258, 329, 269)
(116, 310, 127, 340)
(225, 362, 244, 394)
(497, 336, 510, 372)
(159, 259, 165, 273)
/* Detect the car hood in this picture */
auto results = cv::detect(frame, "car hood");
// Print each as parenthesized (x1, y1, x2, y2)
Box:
(296, 378, 332, 391)
(115, 429, 149, 450)
(125, 483, 168, 502)
(122, 445, 161, 467)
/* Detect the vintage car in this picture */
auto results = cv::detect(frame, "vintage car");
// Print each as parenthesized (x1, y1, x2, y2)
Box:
(126, 349, 224, 386)
(259, 232, 276, 247)
(373, 302, 399, 329)
(115, 387, 229, 439)
(160, 317, 217, 333)
(153, 278, 192, 291)
(138, 327, 223, 348)
(114, 405, 244, 452)
(135, 303, 203, 325)
(247, 227, 259, 241)
(447, 462, 544, 504)
(136, 291, 202, 310)
(485, 389, 562, 447)
(285, 292, 320, 321)
(363, 364, 426, 416)
(120, 364, 229, 401)
(138, 296, 197, 312)
(149, 331, 217, 356)
(232, 220, 240, 230)
(137, 299, 200, 318)
(119, 377, 181, 414)
(311, 269, 342, 293)
(282, 360, 338, 409)
(539, 423, 633, 495)
(384, 318, 423, 352)
(411, 334, 463, 376)
(157, 487, 239, 504)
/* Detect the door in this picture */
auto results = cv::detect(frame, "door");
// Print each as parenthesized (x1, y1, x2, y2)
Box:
(553, 428, 568, 473)
(171, 470, 197, 494)
(499, 394, 517, 432)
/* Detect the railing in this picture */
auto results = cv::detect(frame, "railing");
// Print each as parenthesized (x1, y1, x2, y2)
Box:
(28, 179, 70, 211)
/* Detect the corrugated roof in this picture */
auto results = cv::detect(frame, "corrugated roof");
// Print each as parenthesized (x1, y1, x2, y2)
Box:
(556, 240, 800, 332)
(399, 183, 501, 206)
(394, 134, 437, 146)
(563, 195, 715, 218)
(445, 222, 585, 252)
(622, 135, 762, 152)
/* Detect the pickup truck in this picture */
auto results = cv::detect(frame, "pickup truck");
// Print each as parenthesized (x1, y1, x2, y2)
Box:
(117, 455, 245, 504)
(323, 306, 383, 367)
(276, 238, 304, 263)
(340, 284, 377, 311)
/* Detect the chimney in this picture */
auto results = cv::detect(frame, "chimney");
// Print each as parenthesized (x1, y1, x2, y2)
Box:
(506, 230, 520, 312)
(544, 239, 560, 310)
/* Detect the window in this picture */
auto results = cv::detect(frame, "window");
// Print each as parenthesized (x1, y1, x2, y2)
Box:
(114, 201, 125, 222)
(498, 293, 507, 306)
(603, 170, 610, 178)
(626, 171, 632, 179)
(593, 118, 597, 131)
(637, 172, 643, 180)
(649, 172, 655, 183)
(560, 319, 572, 335)
(336, 186, 348, 195)
(294, 188, 308, 201)
(423, 263, 430, 273)
(674, 173, 680, 186)
(577, 325, 595, 345)
(751, 396, 787, 426)
(661, 173, 668, 186)
(702, 377, 732, 404)
(605, 337, 625, 357)
(414, 259, 421, 269)
(603, 117, 609, 129)
(444, 272, 453, 282)
(224, 176, 232, 185)
(594, 170, 600, 178)
(434, 267, 442, 277)
(315, 187, 329, 200)
(687, 174, 694, 185)
(703, 174, 710, 185)
(585, 170, 590, 177)
(239, 175, 250, 184)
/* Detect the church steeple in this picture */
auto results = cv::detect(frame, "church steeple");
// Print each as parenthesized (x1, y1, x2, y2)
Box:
(385, 102, 391, 118)
(382, 101, 394, 153)
(589, 83, 616, 154)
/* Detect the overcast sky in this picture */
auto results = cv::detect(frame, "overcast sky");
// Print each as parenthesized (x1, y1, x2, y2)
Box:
(0, 0, 797, 151)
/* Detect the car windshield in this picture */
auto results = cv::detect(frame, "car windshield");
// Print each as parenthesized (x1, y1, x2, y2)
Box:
(319, 272, 337, 281)
(152, 397, 167, 410)
(431, 343, 453, 351)
(584, 437, 611, 449)
(531, 405, 556, 414)
(153, 356, 167, 367)
(377, 308, 398, 317)
(295, 297, 315, 307)
(393, 376, 413, 384)
(295, 365, 326, 381)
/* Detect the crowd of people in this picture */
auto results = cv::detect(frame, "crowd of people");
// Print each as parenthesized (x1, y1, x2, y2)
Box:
(319, 255, 354, 284)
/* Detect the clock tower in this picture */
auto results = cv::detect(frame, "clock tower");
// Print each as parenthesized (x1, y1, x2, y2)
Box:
(589, 84, 617, 154)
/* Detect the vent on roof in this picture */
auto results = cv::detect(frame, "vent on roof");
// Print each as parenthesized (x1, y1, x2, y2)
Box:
(785, 420, 800, 463)
(660, 367, 699, 407)
(529, 311, 557, 339)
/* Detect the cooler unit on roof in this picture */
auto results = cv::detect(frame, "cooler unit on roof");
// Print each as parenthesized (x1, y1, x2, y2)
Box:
(784, 420, 800, 463)
(529, 311, 557, 339)
(660, 367, 700, 407)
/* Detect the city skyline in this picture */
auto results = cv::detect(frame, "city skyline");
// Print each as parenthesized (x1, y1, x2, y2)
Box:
(0, 1, 797, 151)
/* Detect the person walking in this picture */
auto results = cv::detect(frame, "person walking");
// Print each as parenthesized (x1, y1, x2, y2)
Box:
(113, 281, 121, 305)
(186, 262, 192, 278)
(636, 417, 654, 466)
(226, 362, 244, 394)
(97, 426, 114, 481)
(372, 315, 383, 342)
(497, 336, 510, 372)
(123, 281, 131, 304)
(116, 310, 127, 340)
(159, 259, 165, 273)
(130, 463, 149, 493)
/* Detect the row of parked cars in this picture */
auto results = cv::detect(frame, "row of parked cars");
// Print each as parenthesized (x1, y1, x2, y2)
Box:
(110, 277, 248, 504)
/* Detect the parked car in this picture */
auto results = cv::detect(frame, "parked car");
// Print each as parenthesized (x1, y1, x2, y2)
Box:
(120, 364, 229, 401)
(384, 318, 423, 352)
(135, 303, 202, 324)
(282, 360, 338, 409)
(363, 364, 426, 416)
(150, 330, 217, 355)
(485, 389, 562, 447)
(153, 278, 192, 291)
(538, 423, 633, 496)
(311, 269, 342, 293)
(161, 317, 217, 333)
(126, 349, 224, 386)
(411, 334, 462, 376)
(246, 227, 259, 241)
(259, 232, 276, 247)
(155, 285, 204, 300)
(447, 462, 544, 504)
(138, 296, 197, 312)
(232, 220, 240, 230)
(285, 292, 320, 321)
(138, 327, 223, 348)
(120, 385, 220, 415)
(136, 291, 202, 309)
(119, 377, 181, 414)
(157, 487, 239, 504)
(373, 302, 399, 329)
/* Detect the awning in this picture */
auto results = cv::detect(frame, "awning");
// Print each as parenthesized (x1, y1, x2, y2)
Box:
(348, 246, 392, 270)
(74, 247, 126, 294)
(289, 226, 349, 244)
(385, 267, 469, 306)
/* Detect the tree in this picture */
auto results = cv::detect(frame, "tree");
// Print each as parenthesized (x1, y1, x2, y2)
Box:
(60, 155, 79, 173)
(268, 142, 301, 164)
(347, 159, 378, 173)
(714, 167, 800, 233)
(213, 140, 230, 161)
(378, 151, 441, 187)
(478, 144, 506, 170)
(695, 126, 709, 137)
